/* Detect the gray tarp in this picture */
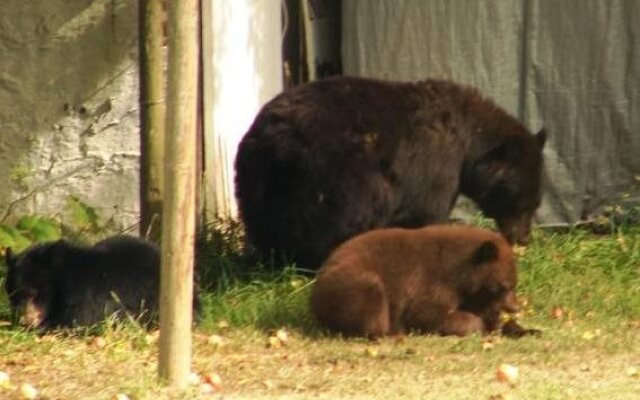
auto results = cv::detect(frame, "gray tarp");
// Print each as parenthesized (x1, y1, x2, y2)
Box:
(342, 0, 640, 224)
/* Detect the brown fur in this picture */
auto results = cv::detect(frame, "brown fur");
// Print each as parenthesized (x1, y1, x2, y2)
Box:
(310, 225, 538, 338)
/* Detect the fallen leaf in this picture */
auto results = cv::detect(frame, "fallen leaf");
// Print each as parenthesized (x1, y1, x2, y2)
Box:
(207, 334, 225, 348)
(482, 341, 495, 351)
(188, 372, 201, 385)
(90, 336, 107, 349)
(551, 306, 565, 319)
(364, 347, 379, 357)
(582, 330, 599, 340)
(276, 328, 289, 344)
(145, 330, 160, 345)
(114, 394, 130, 400)
(267, 336, 282, 349)
(496, 364, 518, 385)
(20, 383, 38, 399)
(0, 371, 10, 388)
(626, 367, 639, 378)
(199, 383, 215, 394)
(512, 245, 527, 257)
(203, 372, 223, 390)
(488, 394, 512, 400)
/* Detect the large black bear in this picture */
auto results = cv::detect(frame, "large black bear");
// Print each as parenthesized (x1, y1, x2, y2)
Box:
(235, 76, 546, 269)
(4, 235, 198, 329)
(311, 225, 539, 338)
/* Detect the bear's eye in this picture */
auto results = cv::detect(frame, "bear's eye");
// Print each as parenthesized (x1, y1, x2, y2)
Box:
(490, 285, 507, 295)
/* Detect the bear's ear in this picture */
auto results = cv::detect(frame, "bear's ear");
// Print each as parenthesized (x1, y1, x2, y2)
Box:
(536, 128, 547, 147)
(4, 247, 16, 269)
(471, 241, 499, 265)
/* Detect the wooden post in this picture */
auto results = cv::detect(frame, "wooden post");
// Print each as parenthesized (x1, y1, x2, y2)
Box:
(200, 0, 217, 222)
(301, 0, 316, 81)
(139, 0, 166, 242)
(158, 0, 199, 387)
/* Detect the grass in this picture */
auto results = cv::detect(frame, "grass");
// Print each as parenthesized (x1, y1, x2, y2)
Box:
(0, 224, 639, 399)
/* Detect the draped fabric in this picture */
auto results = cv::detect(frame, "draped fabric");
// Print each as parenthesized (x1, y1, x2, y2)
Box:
(342, 0, 640, 224)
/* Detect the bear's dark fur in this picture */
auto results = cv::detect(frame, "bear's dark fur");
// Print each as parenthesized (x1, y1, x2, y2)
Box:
(310, 225, 539, 338)
(235, 76, 546, 269)
(4, 235, 198, 329)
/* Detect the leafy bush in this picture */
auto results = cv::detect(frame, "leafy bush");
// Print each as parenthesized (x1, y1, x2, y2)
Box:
(0, 215, 62, 255)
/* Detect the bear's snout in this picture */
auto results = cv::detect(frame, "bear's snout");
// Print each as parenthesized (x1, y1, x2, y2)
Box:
(497, 214, 532, 246)
(502, 291, 520, 314)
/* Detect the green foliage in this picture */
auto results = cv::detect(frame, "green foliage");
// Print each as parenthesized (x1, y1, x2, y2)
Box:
(15, 215, 62, 243)
(0, 225, 32, 254)
(0, 215, 63, 320)
(199, 269, 316, 332)
(518, 227, 640, 321)
(65, 195, 103, 238)
(0, 215, 62, 254)
(0, 195, 106, 258)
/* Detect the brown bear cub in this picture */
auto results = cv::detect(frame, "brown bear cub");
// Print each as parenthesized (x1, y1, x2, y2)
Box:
(311, 225, 539, 339)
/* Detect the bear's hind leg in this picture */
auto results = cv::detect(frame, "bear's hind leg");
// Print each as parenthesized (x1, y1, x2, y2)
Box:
(312, 271, 390, 338)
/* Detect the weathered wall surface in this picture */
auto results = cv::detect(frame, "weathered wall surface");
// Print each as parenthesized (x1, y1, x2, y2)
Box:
(0, 0, 140, 229)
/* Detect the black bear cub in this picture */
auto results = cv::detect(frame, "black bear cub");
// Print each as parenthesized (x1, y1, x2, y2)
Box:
(311, 225, 538, 338)
(4, 235, 193, 329)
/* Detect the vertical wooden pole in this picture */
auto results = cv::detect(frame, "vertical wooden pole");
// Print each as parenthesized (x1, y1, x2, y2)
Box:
(158, 0, 199, 387)
(201, 0, 216, 222)
(139, 0, 166, 242)
(301, 0, 316, 81)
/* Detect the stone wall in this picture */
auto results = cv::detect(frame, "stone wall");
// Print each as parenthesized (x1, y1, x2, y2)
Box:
(0, 0, 141, 230)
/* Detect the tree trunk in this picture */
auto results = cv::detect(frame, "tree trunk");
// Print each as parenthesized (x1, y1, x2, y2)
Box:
(139, 0, 166, 242)
(158, 0, 199, 387)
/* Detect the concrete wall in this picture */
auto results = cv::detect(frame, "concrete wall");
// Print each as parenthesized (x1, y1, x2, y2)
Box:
(0, 0, 140, 229)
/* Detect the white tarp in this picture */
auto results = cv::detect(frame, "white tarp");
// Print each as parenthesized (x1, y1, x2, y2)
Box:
(342, 0, 640, 224)
(202, 0, 283, 219)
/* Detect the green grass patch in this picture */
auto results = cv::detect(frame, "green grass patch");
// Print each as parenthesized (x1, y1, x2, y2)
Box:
(198, 268, 316, 332)
(0, 224, 639, 399)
